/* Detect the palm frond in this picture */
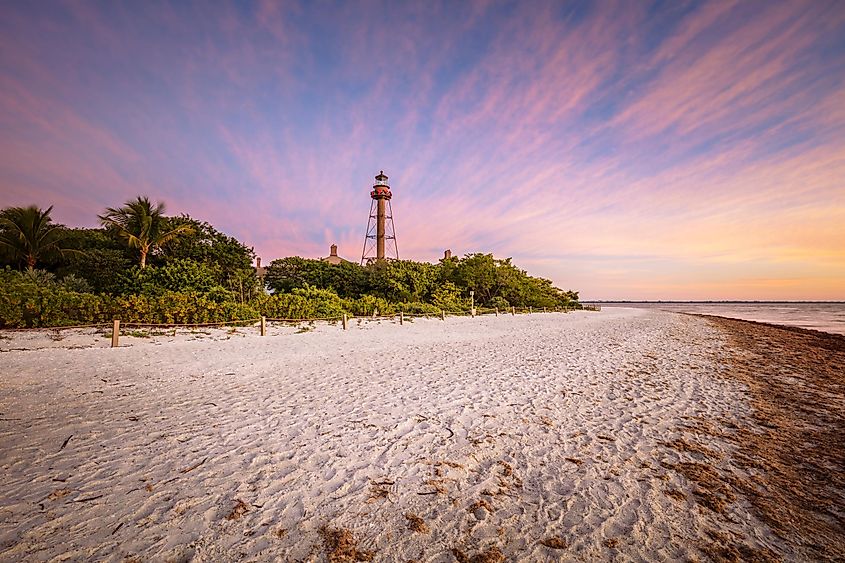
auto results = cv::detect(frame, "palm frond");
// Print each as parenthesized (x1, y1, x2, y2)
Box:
(98, 196, 187, 266)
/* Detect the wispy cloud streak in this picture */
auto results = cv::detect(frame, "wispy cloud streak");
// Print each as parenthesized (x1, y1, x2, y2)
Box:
(0, 0, 843, 299)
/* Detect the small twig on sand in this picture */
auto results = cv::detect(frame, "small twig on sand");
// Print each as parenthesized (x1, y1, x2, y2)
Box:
(112, 522, 123, 534)
(445, 427, 455, 439)
(59, 435, 73, 452)
(73, 495, 104, 503)
(180, 457, 208, 474)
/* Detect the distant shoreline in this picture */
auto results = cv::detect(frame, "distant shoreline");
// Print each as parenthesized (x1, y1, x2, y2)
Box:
(590, 302, 845, 336)
(589, 300, 845, 304)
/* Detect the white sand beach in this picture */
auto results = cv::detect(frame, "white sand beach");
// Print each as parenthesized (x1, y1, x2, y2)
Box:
(0, 309, 810, 561)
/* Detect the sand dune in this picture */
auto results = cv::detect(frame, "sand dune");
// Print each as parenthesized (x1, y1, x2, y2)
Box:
(0, 309, 805, 561)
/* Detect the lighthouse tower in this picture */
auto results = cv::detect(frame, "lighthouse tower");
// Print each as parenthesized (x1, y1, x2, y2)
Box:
(360, 170, 399, 264)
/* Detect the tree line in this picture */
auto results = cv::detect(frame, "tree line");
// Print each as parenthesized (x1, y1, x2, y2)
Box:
(0, 198, 580, 328)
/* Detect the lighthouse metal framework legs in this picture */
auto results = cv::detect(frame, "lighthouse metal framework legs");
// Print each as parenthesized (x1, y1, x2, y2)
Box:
(361, 198, 399, 265)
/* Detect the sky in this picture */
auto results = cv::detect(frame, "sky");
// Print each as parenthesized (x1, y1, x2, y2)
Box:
(1, 0, 844, 300)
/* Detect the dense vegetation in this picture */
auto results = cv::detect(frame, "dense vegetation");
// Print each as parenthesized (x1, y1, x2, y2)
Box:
(0, 200, 580, 328)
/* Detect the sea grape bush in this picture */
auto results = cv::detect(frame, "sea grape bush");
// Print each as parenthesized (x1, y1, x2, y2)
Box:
(0, 270, 410, 327)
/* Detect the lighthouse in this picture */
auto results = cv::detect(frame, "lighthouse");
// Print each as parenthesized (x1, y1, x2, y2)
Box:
(361, 170, 399, 264)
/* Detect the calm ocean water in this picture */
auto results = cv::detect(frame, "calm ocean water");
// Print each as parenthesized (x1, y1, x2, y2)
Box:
(596, 302, 845, 336)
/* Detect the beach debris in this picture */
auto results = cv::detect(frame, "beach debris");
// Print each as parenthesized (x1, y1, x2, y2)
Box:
(72, 494, 104, 503)
(565, 457, 584, 466)
(664, 488, 685, 502)
(405, 513, 429, 533)
(225, 499, 249, 521)
(496, 460, 523, 490)
(58, 434, 73, 452)
(445, 427, 455, 438)
(603, 538, 619, 548)
(273, 527, 287, 539)
(538, 416, 554, 427)
(451, 547, 504, 563)
(661, 438, 720, 459)
(179, 456, 208, 474)
(468, 499, 494, 520)
(367, 480, 393, 503)
(702, 529, 779, 562)
(47, 488, 72, 501)
(432, 460, 465, 478)
(661, 461, 736, 514)
(496, 461, 514, 477)
(419, 479, 447, 495)
(435, 460, 464, 473)
(539, 537, 568, 549)
(319, 526, 374, 562)
(111, 522, 123, 535)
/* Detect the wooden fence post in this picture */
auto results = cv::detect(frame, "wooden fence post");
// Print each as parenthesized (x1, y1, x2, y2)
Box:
(260, 316, 266, 336)
(440, 310, 445, 321)
(111, 319, 120, 348)
(543, 307, 547, 313)
(400, 312, 404, 325)
(495, 307, 499, 316)
(511, 306, 515, 316)
(342, 313, 348, 330)
(471, 308, 476, 318)
(529, 306, 532, 314)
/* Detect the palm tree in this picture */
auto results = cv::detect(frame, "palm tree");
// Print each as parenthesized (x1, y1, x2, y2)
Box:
(0, 205, 71, 269)
(99, 196, 193, 268)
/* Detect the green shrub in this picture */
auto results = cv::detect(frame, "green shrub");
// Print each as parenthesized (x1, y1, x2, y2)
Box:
(488, 296, 510, 310)
(400, 301, 440, 315)
(255, 286, 347, 319)
(291, 286, 348, 318)
(256, 293, 313, 320)
(115, 292, 258, 324)
(116, 259, 221, 296)
(0, 270, 115, 328)
(59, 274, 92, 294)
(349, 294, 395, 316)
(18, 269, 56, 286)
(431, 281, 466, 312)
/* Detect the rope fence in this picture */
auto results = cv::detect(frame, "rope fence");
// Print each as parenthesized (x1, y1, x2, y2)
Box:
(121, 319, 261, 328)
(0, 322, 111, 333)
(0, 305, 600, 348)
